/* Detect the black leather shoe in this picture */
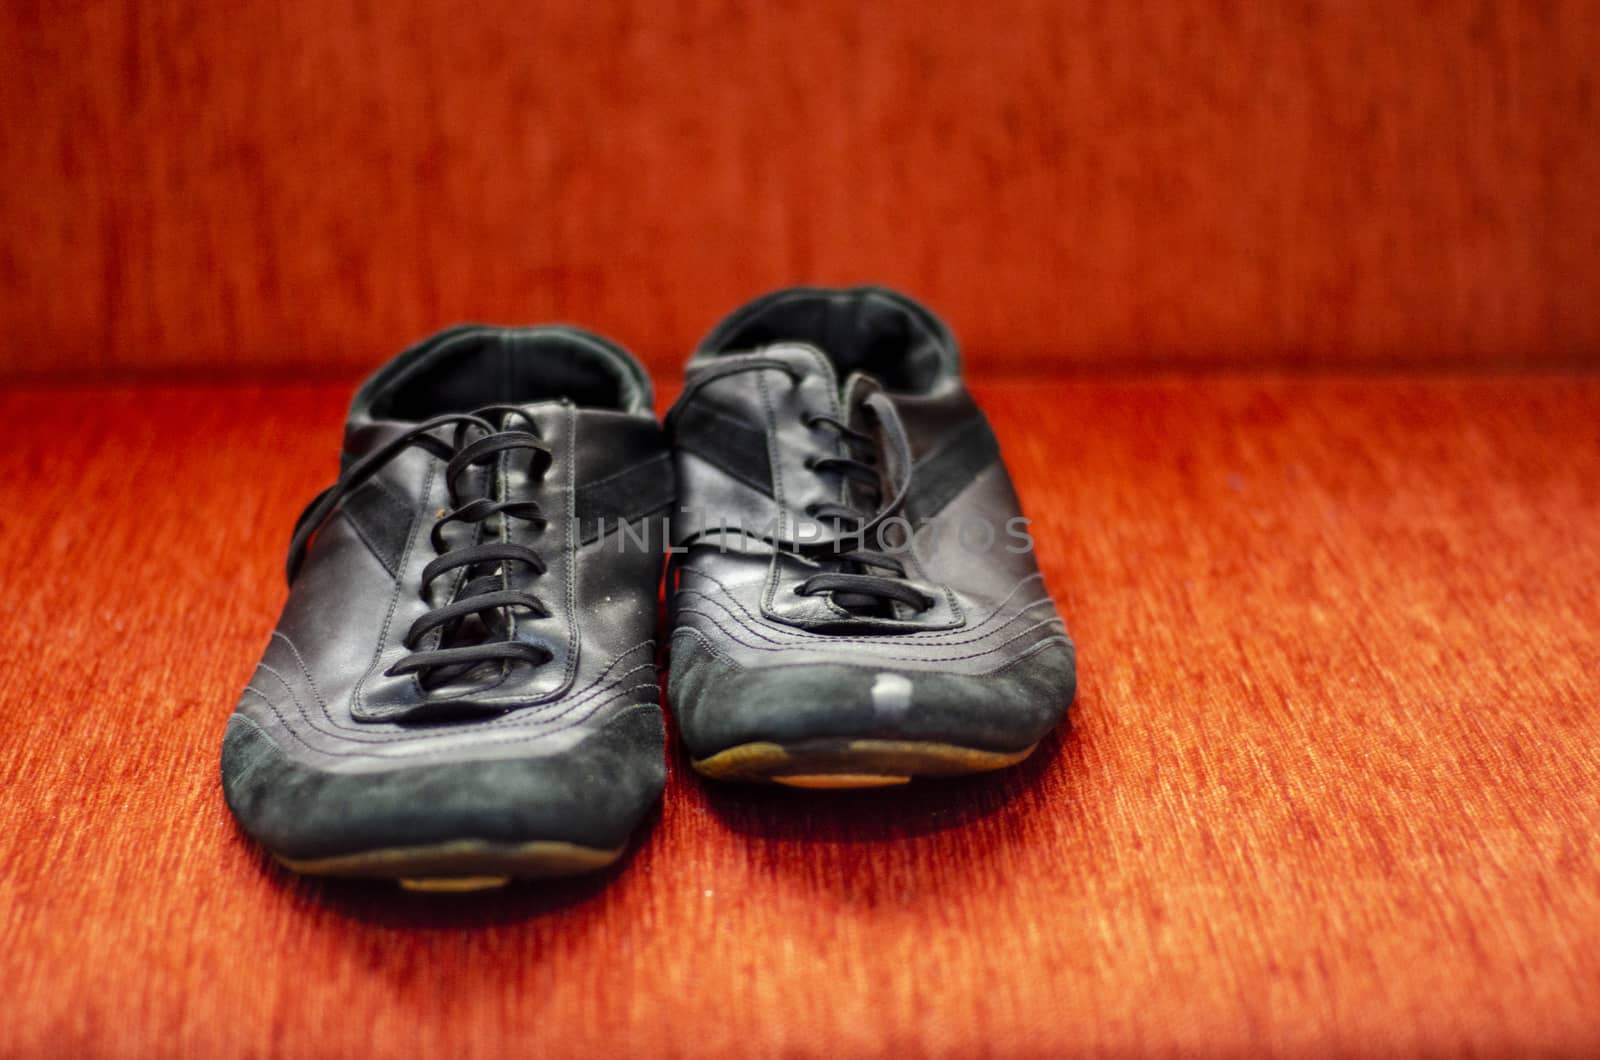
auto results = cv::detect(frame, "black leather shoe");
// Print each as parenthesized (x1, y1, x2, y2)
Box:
(222, 325, 674, 889)
(665, 287, 1076, 787)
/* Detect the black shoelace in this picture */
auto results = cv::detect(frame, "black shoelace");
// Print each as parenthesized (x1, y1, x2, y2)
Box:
(792, 401, 932, 613)
(286, 406, 553, 687)
(673, 359, 934, 616)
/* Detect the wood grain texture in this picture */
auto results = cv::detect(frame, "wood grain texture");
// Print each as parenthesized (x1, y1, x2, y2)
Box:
(3, 0, 1600, 381)
(1, 377, 1597, 1056)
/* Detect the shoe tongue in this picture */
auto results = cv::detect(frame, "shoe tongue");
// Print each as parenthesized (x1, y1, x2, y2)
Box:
(738, 342, 842, 390)
(839, 371, 878, 415)
(343, 400, 568, 462)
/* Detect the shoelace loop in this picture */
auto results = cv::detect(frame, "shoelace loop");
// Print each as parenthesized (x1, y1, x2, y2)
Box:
(791, 393, 934, 614)
(286, 405, 555, 688)
(671, 358, 934, 616)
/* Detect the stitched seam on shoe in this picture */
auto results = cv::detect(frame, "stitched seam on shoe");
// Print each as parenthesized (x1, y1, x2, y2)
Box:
(971, 635, 1076, 677)
(338, 502, 399, 580)
(239, 670, 658, 751)
(351, 457, 438, 718)
(678, 566, 1052, 643)
(257, 638, 655, 740)
(311, 643, 654, 737)
(582, 450, 672, 493)
(675, 571, 1054, 650)
(674, 604, 1064, 663)
(682, 563, 1045, 615)
(667, 625, 1070, 678)
(268, 632, 331, 715)
(245, 668, 660, 746)
(671, 607, 1066, 665)
(674, 586, 1057, 649)
(670, 626, 745, 669)
(238, 681, 658, 760)
(757, 364, 785, 513)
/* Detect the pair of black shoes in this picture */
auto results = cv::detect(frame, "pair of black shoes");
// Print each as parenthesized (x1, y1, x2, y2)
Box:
(222, 287, 1076, 891)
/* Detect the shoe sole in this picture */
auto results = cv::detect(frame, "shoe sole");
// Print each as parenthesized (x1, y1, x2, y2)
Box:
(691, 738, 1037, 788)
(273, 838, 625, 892)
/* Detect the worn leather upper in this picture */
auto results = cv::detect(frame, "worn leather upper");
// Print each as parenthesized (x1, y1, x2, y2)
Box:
(665, 287, 1077, 758)
(222, 326, 671, 859)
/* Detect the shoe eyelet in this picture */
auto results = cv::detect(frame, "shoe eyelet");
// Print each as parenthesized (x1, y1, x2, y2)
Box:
(803, 456, 819, 470)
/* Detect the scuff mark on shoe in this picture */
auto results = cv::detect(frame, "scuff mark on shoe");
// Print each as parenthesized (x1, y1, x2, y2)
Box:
(871, 673, 913, 720)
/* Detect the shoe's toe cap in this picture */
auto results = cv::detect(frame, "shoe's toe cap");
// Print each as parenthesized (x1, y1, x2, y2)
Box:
(668, 637, 1076, 761)
(220, 706, 665, 864)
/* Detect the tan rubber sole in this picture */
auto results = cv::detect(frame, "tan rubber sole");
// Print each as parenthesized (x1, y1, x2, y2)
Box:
(692, 738, 1037, 787)
(274, 837, 624, 892)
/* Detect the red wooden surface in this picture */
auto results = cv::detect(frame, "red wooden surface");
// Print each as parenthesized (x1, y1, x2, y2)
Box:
(4, 1, 1600, 382)
(2, 379, 1597, 1056)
